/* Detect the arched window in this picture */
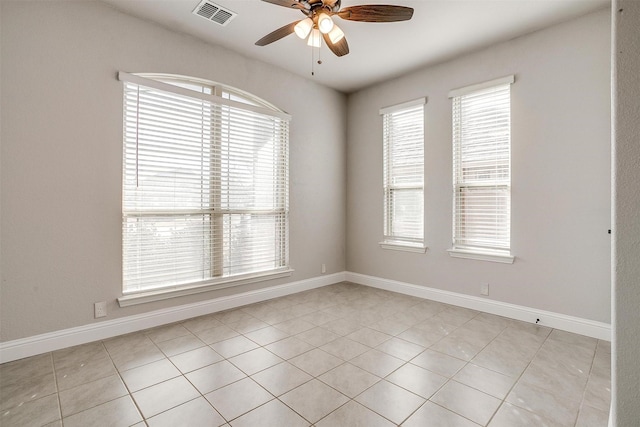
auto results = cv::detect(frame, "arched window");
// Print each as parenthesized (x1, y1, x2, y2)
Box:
(118, 73, 290, 303)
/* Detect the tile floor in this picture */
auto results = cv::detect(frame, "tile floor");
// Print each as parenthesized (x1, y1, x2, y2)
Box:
(0, 282, 611, 426)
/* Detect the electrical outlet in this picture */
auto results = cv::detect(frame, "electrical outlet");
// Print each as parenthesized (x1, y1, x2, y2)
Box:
(480, 283, 489, 296)
(321, 263, 326, 274)
(94, 301, 107, 318)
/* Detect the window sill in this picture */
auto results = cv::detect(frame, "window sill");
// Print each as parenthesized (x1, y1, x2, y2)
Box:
(379, 241, 428, 253)
(447, 249, 514, 264)
(118, 268, 294, 307)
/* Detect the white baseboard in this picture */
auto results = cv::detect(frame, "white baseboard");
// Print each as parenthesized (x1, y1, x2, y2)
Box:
(346, 272, 611, 341)
(0, 272, 346, 363)
(1, 270, 610, 363)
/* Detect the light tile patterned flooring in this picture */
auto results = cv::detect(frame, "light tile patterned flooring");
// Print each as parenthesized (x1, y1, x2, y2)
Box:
(0, 282, 611, 426)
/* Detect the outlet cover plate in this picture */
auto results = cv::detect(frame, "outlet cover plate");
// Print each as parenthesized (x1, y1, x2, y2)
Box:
(94, 301, 107, 318)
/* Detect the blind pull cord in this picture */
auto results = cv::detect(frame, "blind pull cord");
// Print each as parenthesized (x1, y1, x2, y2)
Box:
(135, 86, 140, 189)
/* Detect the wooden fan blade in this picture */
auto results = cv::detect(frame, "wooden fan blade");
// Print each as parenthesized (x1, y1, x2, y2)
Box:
(322, 32, 349, 57)
(261, 0, 307, 10)
(337, 5, 414, 22)
(255, 21, 300, 46)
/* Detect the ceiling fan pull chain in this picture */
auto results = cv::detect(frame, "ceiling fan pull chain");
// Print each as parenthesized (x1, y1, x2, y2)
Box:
(311, 44, 315, 76)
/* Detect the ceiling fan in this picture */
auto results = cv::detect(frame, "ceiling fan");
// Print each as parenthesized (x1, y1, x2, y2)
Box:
(255, 0, 414, 57)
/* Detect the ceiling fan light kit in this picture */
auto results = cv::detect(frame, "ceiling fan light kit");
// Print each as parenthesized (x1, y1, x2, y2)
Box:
(317, 12, 334, 33)
(328, 24, 345, 43)
(307, 28, 322, 47)
(256, 0, 414, 58)
(294, 17, 314, 38)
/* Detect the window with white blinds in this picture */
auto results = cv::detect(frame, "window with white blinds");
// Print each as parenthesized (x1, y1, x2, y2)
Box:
(119, 73, 290, 295)
(380, 98, 426, 251)
(450, 76, 514, 261)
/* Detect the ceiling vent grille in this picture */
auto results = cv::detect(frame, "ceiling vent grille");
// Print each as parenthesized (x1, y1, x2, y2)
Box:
(193, 0, 237, 26)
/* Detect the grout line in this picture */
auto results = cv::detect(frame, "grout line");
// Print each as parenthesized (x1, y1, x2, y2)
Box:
(50, 352, 64, 426)
(484, 327, 556, 426)
(105, 340, 146, 425)
(574, 339, 600, 427)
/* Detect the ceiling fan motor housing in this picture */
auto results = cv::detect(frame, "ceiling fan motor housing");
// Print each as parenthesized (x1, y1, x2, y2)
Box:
(301, 0, 342, 15)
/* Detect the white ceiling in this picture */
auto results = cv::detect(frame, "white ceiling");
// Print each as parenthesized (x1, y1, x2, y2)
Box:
(101, 0, 609, 93)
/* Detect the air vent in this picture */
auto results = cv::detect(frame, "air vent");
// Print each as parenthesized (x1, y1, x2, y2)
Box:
(193, 0, 237, 26)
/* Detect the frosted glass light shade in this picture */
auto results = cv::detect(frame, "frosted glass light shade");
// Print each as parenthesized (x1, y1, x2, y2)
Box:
(328, 25, 344, 43)
(294, 18, 313, 39)
(307, 29, 321, 47)
(318, 13, 334, 34)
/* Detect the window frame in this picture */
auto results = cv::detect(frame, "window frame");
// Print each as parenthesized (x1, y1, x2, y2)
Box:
(117, 72, 292, 306)
(379, 98, 427, 253)
(448, 75, 515, 264)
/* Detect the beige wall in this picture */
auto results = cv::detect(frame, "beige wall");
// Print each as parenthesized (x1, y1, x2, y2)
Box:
(612, 1, 640, 425)
(0, 2, 614, 345)
(346, 9, 612, 323)
(0, 1, 347, 341)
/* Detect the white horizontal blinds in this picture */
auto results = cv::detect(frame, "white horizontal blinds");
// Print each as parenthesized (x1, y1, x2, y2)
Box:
(218, 102, 289, 277)
(122, 77, 288, 293)
(452, 81, 511, 253)
(382, 101, 424, 244)
(122, 83, 214, 292)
